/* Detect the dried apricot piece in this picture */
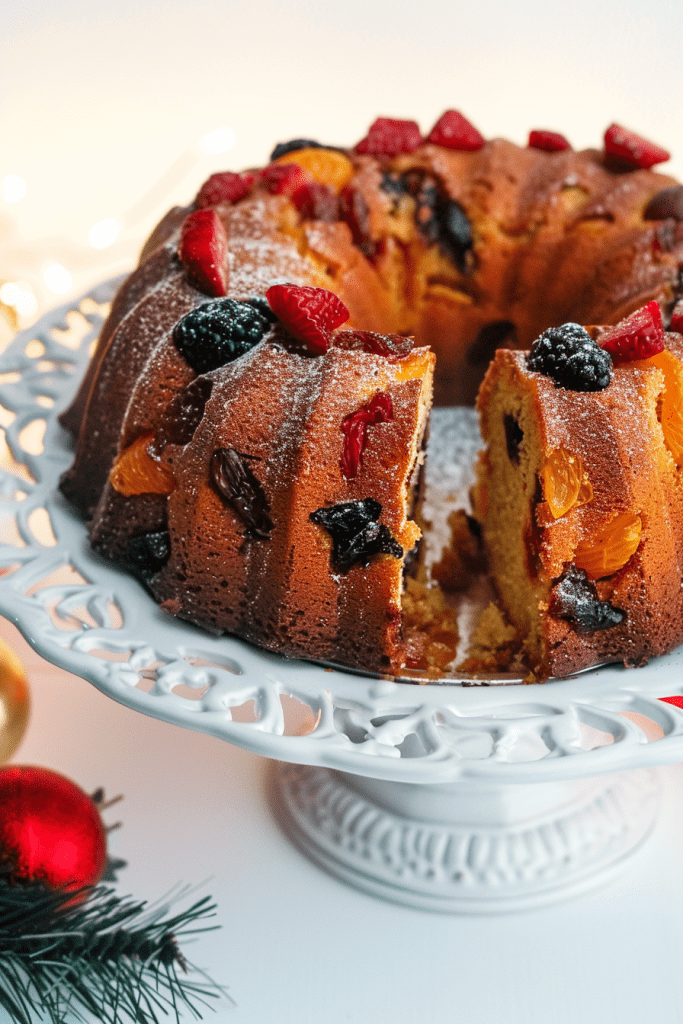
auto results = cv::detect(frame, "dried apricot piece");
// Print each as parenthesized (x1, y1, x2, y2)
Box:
(110, 433, 175, 496)
(632, 350, 683, 465)
(275, 148, 354, 193)
(574, 512, 642, 579)
(541, 448, 593, 519)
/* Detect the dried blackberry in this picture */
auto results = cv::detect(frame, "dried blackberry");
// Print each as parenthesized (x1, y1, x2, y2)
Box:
(245, 295, 278, 322)
(503, 413, 523, 465)
(127, 529, 171, 580)
(210, 447, 273, 538)
(527, 323, 613, 391)
(550, 564, 625, 633)
(174, 299, 271, 374)
(310, 498, 403, 571)
(269, 138, 324, 161)
(339, 187, 375, 257)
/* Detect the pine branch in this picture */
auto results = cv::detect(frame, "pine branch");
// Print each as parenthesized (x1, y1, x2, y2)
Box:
(0, 881, 229, 1024)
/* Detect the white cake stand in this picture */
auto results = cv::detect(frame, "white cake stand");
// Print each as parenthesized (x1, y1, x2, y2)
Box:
(1, 280, 682, 913)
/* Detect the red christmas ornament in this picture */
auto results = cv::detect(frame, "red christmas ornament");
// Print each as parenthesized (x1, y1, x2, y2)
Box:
(0, 765, 106, 891)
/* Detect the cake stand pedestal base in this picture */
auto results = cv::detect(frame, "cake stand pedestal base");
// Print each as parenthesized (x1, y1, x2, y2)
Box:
(272, 763, 661, 913)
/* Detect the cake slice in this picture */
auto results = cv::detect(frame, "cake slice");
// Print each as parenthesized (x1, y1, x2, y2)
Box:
(474, 307, 683, 679)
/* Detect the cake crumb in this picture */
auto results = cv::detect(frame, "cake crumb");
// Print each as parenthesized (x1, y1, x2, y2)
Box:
(402, 577, 459, 677)
(458, 600, 520, 674)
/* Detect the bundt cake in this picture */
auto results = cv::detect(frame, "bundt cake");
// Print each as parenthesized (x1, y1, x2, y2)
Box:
(58, 112, 683, 678)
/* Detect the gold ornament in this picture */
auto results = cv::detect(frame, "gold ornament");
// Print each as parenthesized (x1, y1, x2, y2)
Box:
(0, 639, 29, 763)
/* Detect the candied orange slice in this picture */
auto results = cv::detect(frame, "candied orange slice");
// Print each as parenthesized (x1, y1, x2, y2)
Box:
(574, 512, 642, 579)
(541, 448, 593, 519)
(109, 432, 175, 496)
(275, 148, 354, 193)
(631, 350, 683, 465)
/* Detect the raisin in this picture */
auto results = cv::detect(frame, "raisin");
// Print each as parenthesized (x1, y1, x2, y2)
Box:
(527, 323, 613, 391)
(270, 138, 325, 161)
(467, 321, 517, 365)
(440, 200, 474, 271)
(550, 564, 625, 633)
(152, 378, 213, 455)
(210, 448, 273, 538)
(291, 181, 340, 221)
(310, 498, 403, 571)
(643, 185, 683, 221)
(174, 298, 271, 374)
(503, 413, 523, 465)
(380, 172, 410, 207)
(127, 529, 171, 580)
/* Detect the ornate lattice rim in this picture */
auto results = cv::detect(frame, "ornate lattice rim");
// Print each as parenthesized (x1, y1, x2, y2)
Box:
(0, 278, 682, 784)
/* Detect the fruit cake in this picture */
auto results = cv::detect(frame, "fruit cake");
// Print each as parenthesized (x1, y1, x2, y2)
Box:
(58, 112, 683, 677)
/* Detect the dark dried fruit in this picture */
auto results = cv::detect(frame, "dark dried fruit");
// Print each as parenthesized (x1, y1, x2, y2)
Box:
(270, 138, 324, 161)
(195, 171, 255, 208)
(151, 378, 213, 455)
(426, 110, 485, 151)
(467, 321, 517, 365)
(174, 298, 271, 374)
(440, 199, 474, 272)
(380, 172, 410, 205)
(332, 330, 413, 359)
(341, 393, 393, 479)
(604, 123, 670, 170)
(643, 185, 683, 221)
(210, 448, 273, 538)
(127, 529, 171, 580)
(550, 564, 625, 633)
(310, 498, 403, 570)
(244, 295, 278, 322)
(598, 300, 664, 361)
(179, 209, 228, 297)
(291, 181, 340, 221)
(503, 413, 523, 465)
(355, 117, 423, 157)
(266, 284, 349, 354)
(527, 130, 570, 153)
(339, 186, 374, 257)
(527, 323, 613, 391)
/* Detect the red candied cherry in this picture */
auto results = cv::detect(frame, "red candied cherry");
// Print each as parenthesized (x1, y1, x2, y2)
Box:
(341, 393, 394, 479)
(604, 124, 670, 170)
(266, 284, 349, 354)
(179, 209, 228, 297)
(670, 302, 683, 335)
(333, 330, 414, 359)
(426, 110, 485, 151)
(355, 118, 423, 158)
(599, 300, 664, 360)
(528, 129, 571, 153)
(260, 163, 309, 196)
(195, 171, 256, 208)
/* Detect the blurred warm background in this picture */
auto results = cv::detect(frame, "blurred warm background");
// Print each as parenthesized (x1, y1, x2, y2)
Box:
(2, 0, 683, 342)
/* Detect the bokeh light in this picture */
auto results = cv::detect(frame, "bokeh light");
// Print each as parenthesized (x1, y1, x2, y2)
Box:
(43, 264, 72, 295)
(88, 218, 120, 249)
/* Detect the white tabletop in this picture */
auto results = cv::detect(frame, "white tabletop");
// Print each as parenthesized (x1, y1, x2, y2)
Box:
(2, 611, 683, 1024)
